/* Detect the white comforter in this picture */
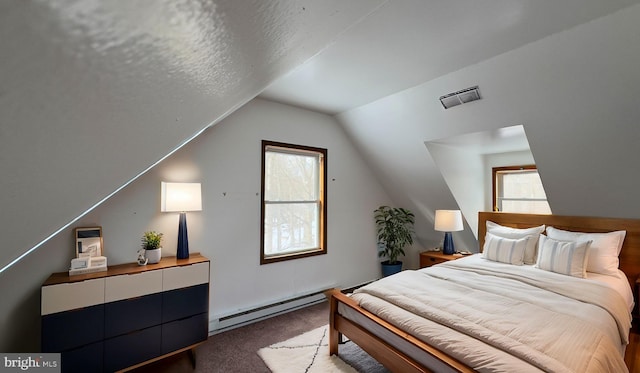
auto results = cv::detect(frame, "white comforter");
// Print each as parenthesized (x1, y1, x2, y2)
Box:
(351, 255, 631, 373)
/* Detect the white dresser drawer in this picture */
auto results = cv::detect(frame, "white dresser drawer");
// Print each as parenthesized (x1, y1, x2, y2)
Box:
(105, 270, 163, 302)
(41, 278, 105, 315)
(162, 262, 209, 291)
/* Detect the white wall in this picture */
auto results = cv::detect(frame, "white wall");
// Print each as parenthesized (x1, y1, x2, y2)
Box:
(426, 143, 484, 239)
(338, 3, 640, 251)
(0, 0, 383, 278)
(0, 98, 393, 351)
(6, 2, 640, 353)
(426, 130, 534, 239)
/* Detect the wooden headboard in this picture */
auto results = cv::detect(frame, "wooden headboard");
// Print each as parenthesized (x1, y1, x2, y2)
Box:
(478, 212, 640, 290)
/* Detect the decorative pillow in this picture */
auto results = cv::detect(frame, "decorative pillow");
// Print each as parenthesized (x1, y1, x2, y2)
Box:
(486, 221, 545, 265)
(535, 235, 591, 278)
(482, 232, 529, 265)
(546, 227, 626, 276)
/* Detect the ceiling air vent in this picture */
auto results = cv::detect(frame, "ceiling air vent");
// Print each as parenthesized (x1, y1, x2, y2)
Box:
(439, 86, 481, 109)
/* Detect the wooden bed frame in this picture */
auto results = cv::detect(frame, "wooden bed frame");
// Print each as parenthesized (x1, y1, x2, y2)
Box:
(326, 212, 640, 373)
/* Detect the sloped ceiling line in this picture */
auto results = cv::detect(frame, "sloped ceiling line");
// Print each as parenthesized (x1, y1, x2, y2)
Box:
(0, 0, 385, 275)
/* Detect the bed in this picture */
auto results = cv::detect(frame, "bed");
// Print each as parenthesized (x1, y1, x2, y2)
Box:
(326, 212, 640, 372)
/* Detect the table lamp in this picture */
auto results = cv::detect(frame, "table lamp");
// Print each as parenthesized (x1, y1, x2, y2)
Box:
(161, 182, 202, 259)
(434, 210, 463, 255)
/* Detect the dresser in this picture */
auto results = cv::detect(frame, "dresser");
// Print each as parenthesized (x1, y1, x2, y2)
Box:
(41, 254, 210, 373)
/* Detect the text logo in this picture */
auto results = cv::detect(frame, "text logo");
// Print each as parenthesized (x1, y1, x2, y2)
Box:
(1, 354, 60, 372)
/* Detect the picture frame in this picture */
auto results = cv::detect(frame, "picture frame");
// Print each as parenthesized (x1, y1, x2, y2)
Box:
(75, 227, 103, 258)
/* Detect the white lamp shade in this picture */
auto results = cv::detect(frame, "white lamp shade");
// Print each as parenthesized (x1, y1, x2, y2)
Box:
(434, 210, 463, 232)
(161, 182, 202, 212)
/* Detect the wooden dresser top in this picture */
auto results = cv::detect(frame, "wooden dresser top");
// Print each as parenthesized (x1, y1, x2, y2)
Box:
(43, 253, 209, 286)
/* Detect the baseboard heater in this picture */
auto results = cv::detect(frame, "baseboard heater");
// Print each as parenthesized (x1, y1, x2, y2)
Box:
(209, 288, 331, 335)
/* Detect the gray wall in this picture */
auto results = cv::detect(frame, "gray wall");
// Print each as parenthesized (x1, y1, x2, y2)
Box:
(0, 99, 398, 351)
(337, 4, 640, 253)
(4, 2, 640, 353)
(0, 0, 382, 277)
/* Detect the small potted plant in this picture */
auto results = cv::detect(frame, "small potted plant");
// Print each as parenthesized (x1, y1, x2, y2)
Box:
(140, 231, 163, 264)
(374, 205, 415, 277)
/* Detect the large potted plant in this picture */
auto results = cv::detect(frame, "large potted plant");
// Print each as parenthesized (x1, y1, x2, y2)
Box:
(140, 231, 163, 264)
(374, 205, 415, 277)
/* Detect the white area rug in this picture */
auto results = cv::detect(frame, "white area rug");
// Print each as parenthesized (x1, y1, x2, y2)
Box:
(259, 324, 392, 373)
(258, 325, 357, 372)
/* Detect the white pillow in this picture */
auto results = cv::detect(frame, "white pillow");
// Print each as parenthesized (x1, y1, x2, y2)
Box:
(535, 235, 591, 278)
(482, 232, 529, 265)
(546, 227, 626, 276)
(486, 221, 545, 265)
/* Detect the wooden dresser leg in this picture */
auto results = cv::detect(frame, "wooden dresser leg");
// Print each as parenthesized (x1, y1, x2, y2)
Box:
(188, 348, 197, 368)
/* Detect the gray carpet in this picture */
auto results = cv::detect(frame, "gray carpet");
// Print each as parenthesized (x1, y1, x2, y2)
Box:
(129, 301, 388, 372)
(339, 340, 390, 373)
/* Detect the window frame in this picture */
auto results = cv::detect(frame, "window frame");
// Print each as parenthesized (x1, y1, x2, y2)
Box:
(492, 165, 550, 213)
(260, 140, 327, 264)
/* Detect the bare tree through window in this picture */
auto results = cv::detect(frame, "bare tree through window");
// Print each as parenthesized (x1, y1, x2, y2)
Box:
(261, 141, 327, 264)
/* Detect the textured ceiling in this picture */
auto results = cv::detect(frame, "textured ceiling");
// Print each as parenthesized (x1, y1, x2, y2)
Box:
(260, 0, 640, 114)
(0, 0, 384, 273)
(2, 0, 640, 274)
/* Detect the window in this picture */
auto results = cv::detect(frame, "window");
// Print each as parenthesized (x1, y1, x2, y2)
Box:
(261, 140, 327, 264)
(493, 165, 551, 214)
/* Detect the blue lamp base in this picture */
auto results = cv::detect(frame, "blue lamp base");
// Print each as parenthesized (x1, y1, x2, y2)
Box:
(442, 232, 455, 255)
(177, 212, 189, 259)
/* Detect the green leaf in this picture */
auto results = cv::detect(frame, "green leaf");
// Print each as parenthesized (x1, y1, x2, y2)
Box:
(373, 205, 415, 264)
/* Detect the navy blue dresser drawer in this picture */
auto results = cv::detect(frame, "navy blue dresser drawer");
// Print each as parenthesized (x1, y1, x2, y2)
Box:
(103, 325, 161, 372)
(162, 283, 208, 323)
(104, 292, 162, 338)
(42, 255, 210, 372)
(42, 304, 104, 352)
(161, 312, 208, 354)
(60, 341, 103, 373)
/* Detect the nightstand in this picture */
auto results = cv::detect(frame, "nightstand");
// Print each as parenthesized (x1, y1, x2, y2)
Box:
(420, 251, 461, 268)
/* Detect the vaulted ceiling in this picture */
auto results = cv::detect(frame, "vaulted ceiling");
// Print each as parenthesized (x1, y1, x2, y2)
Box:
(2, 0, 640, 272)
(261, 0, 640, 114)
